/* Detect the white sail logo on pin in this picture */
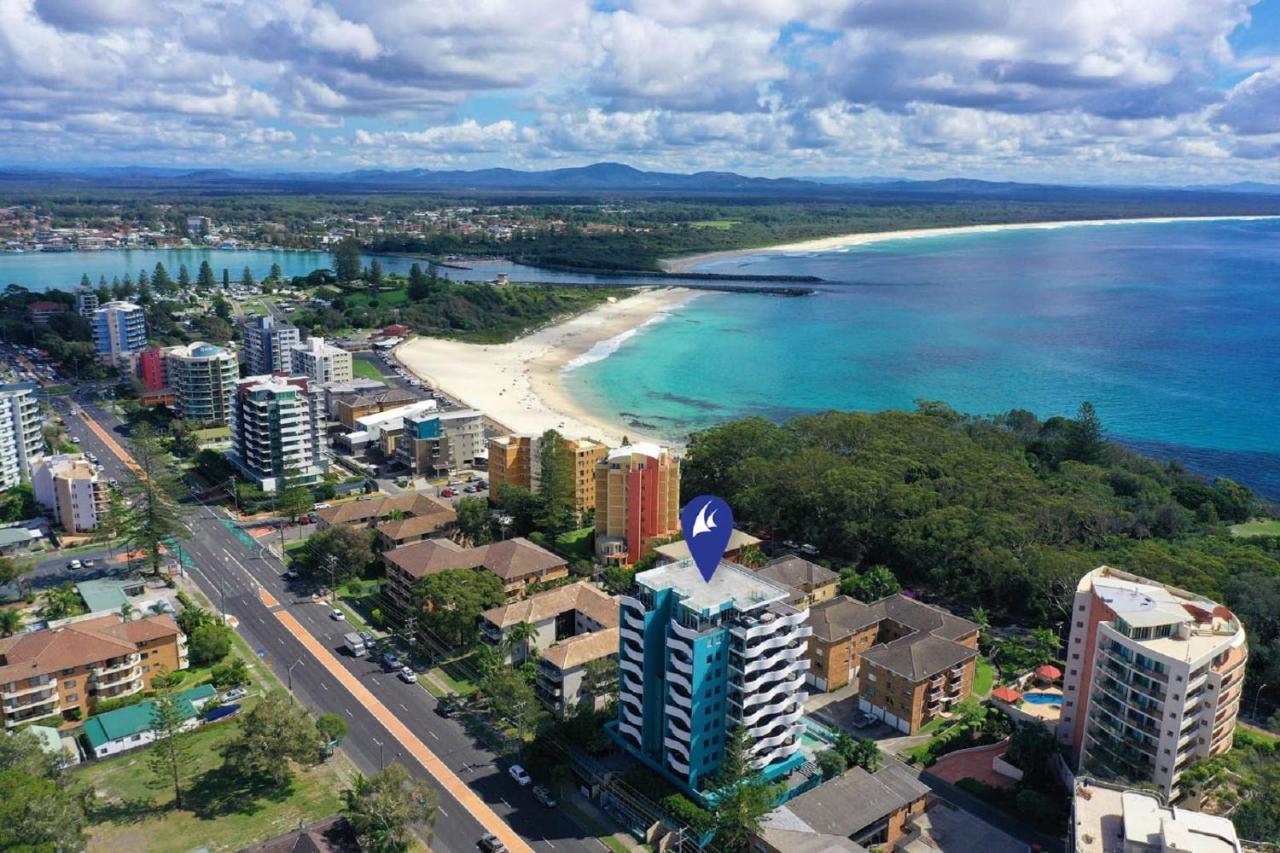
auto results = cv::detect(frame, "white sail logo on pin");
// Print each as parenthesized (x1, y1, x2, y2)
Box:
(691, 502, 719, 538)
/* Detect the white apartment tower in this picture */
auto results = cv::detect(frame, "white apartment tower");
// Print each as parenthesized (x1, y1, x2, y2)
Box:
(32, 454, 110, 534)
(228, 375, 327, 492)
(289, 336, 353, 385)
(241, 315, 301, 375)
(0, 382, 44, 489)
(1058, 566, 1248, 796)
(617, 560, 810, 795)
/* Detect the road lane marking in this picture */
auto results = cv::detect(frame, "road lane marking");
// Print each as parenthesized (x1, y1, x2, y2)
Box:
(258, 586, 279, 608)
(429, 730, 439, 741)
(399, 703, 409, 712)
(273, 610, 532, 853)
(320, 681, 329, 691)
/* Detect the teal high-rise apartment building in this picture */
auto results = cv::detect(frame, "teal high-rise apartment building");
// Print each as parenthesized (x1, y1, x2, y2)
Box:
(617, 559, 810, 796)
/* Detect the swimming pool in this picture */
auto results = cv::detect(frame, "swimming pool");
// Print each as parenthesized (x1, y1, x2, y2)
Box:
(1024, 692, 1063, 705)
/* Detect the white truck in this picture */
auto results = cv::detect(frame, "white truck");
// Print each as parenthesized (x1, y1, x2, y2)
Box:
(343, 632, 366, 656)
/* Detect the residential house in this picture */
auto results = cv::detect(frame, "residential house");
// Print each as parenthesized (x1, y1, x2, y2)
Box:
(806, 594, 979, 733)
(82, 684, 215, 758)
(0, 614, 187, 729)
(756, 760, 929, 851)
(383, 536, 568, 616)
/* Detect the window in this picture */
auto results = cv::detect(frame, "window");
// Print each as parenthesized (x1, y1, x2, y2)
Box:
(1072, 654, 1079, 660)
(66, 693, 78, 702)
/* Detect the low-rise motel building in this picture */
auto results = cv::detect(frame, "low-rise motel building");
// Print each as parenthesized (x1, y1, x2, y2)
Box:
(1057, 566, 1248, 797)
(0, 614, 187, 729)
(382, 536, 568, 618)
(805, 594, 979, 734)
(314, 492, 456, 550)
(479, 582, 620, 717)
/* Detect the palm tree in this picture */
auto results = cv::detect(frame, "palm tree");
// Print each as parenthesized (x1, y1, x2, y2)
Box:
(148, 602, 169, 616)
(473, 643, 502, 677)
(40, 584, 84, 620)
(0, 609, 23, 637)
(119, 601, 135, 622)
(503, 621, 538, 663)
(849, 738, 882, 772)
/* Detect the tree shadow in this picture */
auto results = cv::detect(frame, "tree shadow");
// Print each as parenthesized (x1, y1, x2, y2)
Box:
(89, 795, 158, 825)
(185, 765, 296, 820)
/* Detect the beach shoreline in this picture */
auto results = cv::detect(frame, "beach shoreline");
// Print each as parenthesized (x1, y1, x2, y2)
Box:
(393, 287, 698, 446)
(659, 214, 1280, 272)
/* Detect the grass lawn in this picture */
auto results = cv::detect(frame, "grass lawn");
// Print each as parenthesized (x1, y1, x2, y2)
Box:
(560, 801, 636, 853)
(1231, 518, 1280, 537)
(555, 527, 594, 560)
(351, 358, 384, 381)
(432, 653, 477, 696)
(193, 426, 232, 441)
(78, 718, 346, 853)
(973, 658, 995, 696)
(688, 219, 740, 229)
(917, 716, 949, 736)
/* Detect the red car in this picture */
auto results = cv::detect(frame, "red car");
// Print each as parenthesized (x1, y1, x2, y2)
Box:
(441, 488, 456, 497)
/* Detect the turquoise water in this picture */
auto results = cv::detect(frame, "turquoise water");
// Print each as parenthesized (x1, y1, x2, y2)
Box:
(566, 219, 1280, 499)
(0, 248, 713, 290)
(1023, 692, 1063, 706)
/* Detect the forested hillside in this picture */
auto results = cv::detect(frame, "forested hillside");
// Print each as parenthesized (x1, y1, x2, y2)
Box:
(681, 403, 1280, 712)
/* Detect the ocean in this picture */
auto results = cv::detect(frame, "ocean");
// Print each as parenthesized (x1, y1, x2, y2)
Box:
(563, 219, 1280, 500)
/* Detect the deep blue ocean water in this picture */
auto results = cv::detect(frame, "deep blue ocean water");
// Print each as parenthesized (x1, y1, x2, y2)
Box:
(563, 219, 1280, 500)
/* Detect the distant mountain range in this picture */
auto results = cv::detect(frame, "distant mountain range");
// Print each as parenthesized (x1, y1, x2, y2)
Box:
(2, 161, 1280, 201)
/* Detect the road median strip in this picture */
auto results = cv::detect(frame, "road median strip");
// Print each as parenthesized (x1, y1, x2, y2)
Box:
(273, 610, 533, 853)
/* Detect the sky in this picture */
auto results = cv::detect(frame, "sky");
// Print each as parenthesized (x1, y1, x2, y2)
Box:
(4, 0, 1280, 183)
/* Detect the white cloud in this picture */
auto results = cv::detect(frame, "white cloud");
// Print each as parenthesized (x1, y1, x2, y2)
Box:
(0, 0, 1277, 180)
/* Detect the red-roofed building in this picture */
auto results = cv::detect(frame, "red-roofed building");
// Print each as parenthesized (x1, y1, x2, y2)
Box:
(27, 301, 65, 324)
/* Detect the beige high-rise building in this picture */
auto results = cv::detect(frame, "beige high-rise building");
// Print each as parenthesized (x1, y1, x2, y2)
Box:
(32, 454, 110, 534)
(594, 443, 680, 565)
(1058, 566, 1248, 796)
(488, 434, 608, 518)
(290, 336, 353, 385)
(165, 341, 240, 425)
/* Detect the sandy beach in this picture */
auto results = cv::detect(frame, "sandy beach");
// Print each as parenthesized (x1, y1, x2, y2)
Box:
(394, 287, 698, 446)
(660, 214, 1280, 272)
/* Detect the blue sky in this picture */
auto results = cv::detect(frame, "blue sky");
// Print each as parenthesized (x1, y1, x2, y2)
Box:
(3, 0, 1280, 183)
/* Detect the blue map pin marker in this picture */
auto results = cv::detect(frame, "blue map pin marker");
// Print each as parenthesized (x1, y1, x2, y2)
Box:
(681, 495, 734, 582)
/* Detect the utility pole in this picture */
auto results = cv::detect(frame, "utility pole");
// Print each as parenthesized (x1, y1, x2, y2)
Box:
(287, 657, 304, 701)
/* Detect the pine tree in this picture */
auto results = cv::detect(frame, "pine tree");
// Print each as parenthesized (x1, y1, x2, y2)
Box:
(124, 423, 188, 576)
(148, 681, 194, 809)
(1065, 400, 1105, 464)
(178, 264, 191, 288)
(197, 260, 216, 290)
(153, 262, 174, 292)
(333, 238, 361, 283)
(407, 263, 429, 300)
(710, 726, 784, 852)
(535, 429, 576, 535)
(269, 262, 283, 282)
(242, 266, 255, 287)
(222, 268, 230, 289)
(79, 273, 91, 289)
(368, 258, 383, 292)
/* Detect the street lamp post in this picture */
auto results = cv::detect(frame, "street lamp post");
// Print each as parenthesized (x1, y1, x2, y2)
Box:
(1252, 682, 1269, 722)
(287, 657, 304, 702)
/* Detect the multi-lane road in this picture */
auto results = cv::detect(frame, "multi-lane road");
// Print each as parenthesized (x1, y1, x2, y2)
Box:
(52, 389, 604, 853)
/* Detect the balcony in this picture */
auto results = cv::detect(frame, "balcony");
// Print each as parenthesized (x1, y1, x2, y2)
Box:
(3, 678, 54, 698)
(667, 751, 691, 776)
(93, 666, 142, 689)
(619, 719, 643, 745)
(3, 689, 58, 713)
(667, 669, 692, 693)
(620, 702, 644, 729)
(664, 734, 692, 757)
(670, 655, 693, 677)
(665, 700, 692, 728)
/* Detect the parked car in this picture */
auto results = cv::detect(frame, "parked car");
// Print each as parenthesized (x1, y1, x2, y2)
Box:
(441, 488, 456, 497)
(82, 559, 95, 568)
(358, 630, 374, 645)
(475, 481, 488, 490)
(283, 569, 299, 580)
(435, 698, 457, 718)
(382, 652, 401, 671)
(532, 785, 558, 807)
(478, 834, 507, 852)
(222, 687, 248, 701)
(508, 764, 531, 786)
(330, 609, 345, 620)
(463, 485, 477, 493)
(399, 667, 417, 684)
(852, 711, 876, 728)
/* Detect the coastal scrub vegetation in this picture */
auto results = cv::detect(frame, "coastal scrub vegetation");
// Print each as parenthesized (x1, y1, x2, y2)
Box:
(682, 402, 1280, 713)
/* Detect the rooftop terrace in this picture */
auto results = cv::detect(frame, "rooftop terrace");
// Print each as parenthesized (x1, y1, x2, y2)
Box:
(636, 558, 790, 616)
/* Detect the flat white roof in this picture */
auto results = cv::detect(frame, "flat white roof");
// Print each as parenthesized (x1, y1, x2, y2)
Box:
(637, 558, 789, 615)
(608, 442, 667, 461)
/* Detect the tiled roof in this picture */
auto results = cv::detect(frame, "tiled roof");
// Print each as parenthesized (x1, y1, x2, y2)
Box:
(482, 582, 619, 630)
(773, 761, 929, 839)
(240, 816, 357, 853)
(756, 555, 839, 591)
(376, 511, 456, 543)
(0, 614, 179, 683)
(860, 632, 977, 681)
(807, 596, 881, 643)
(317, 494, 455, 528)
(385, 536, 565, 582)
(539, 627, 620, 671)
(654, 529, 760, 561)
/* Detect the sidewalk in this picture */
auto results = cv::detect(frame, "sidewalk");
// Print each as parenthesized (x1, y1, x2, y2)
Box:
(563, 789, 648, 853)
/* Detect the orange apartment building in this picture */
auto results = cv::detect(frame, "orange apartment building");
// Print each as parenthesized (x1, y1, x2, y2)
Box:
(593, 443, 680, 565)
(806, 594, 979, 733)
(487, 433, 608, 520)
(0, 613, 188, 729)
